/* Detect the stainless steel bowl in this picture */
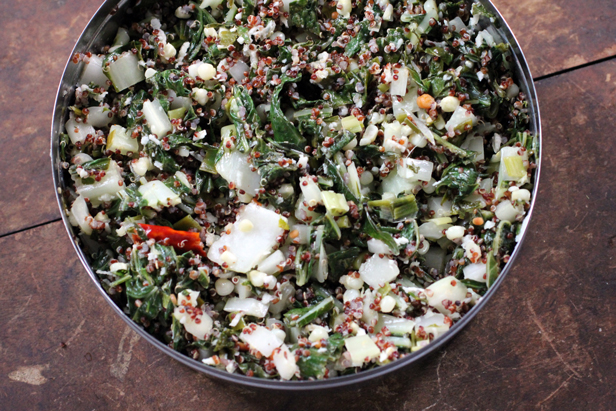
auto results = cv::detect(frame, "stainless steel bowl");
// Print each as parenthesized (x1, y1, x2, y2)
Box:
(50, 0, 541, 390)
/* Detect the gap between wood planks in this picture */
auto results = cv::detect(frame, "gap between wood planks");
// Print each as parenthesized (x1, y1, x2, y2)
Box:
(2, 53, 616, 241)
(533, 54, 616, 82)
(0, 218, 62, 239)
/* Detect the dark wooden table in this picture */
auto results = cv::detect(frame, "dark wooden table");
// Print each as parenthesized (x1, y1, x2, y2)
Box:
(1, 1, 615, 409)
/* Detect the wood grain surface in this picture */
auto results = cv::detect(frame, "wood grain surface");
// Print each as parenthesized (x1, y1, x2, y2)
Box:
(1, 0, 616, 410)
(491, 0, 616, 78)
(0, 0, 102, 236)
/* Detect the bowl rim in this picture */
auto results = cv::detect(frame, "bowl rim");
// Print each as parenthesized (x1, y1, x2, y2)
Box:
(50, 0, 542, 391)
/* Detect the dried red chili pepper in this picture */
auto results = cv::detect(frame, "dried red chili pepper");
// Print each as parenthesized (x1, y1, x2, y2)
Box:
(138, 224, 207, 257)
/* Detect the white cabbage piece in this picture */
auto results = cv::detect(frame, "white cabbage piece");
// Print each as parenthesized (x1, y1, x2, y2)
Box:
(68, 194, 93, 235)
(75, 160, 125, 206)
(173, 289, 213, 340)
(107, 125, 138, 155)
(80, 55, 109, 89)
(344, 334, 381, 366)
(215, 150, 261, 197)
(359, 255, 400, 289)
(397, 158, 434, 182)
(208, 203, 286, 273)
(272, 345, 298, 380)
(106, 52, 145, 92)
(138, 180, 181, 211)
(65, 118, 95, 145)
(463, 263, 487, 283)
(224, 297, 269, 318)
(414, 311, 450, 340)
(425, 276, 468, 317)
(239, 324, 283, 356)
(86, 106, 115, 127)
(142, 99, 172, 137)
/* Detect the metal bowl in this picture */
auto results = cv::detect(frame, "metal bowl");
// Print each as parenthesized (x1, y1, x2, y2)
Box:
(50, 0, 541, 391)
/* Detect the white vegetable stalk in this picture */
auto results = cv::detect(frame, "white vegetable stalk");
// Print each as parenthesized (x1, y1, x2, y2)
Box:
(228, 59, 249, 82)
(345, 335, 381, 366)
(225, 298, 270, 318)
(476, 30, 496, 48)
(425, 276, 468, 317)
(397, 158, 434, 182)
(76, 160, 125, 206)
(269, 282, 295, 315)
(314, 236, 328, 282)
(479, 177, 493, 192)
(69, 195, 93, 235)
(107, 125, 138, 154)
(235, 277, 253, 298)
(448, 17, 468, 33)
(380, 169, 420, 196)
(290, 224, 312, 245)
(418, 0, 438, 33)
(407, 111, 436, 144)
(200, 0, 224, 9)
(460, 135, 484, 162)
(414, 311, 450, 340)
(361, 290, 378, 326)
(495, 200, 521, 223)
(215, 150, 261, 197)
(295, 193, 322, 222)
(463, 263, 487, 282)
(376, 314, 415, 336)
(131, 157, 153, 176)
(392, 89, 420, 118)
(427, 196, 453, 218)
(337, 0, 352, 18)
(138, 180, 181, 211)
(257, 250, 286, 275)
(346, 162, 362, 199)
(142, 99, 172, 137)
(238, 325, 283, 356)
(208, 203, 286, 273)
(512, 188, 531, 203)
(445, 106, 477, 133)
(390, 66, 409, 97)
(341, 115, 363, 133)
(498, 146, 528, 183)
(322, 191, 349, 216)
(419, 220, 452, 241)
(86, 106, 114, 127)
(173, 290, 213, 339)
(105, 52, 145, 92)
(367, 239, 393, 255)
(80, 55, 109, 89)
(65, 118, 95, 145)
(299, 176, 322, 206)
(359, 255, 400, 289)
(109, 28, 130, 53)
(383, 3, 394, 21)
(272, 345, 298, 380)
